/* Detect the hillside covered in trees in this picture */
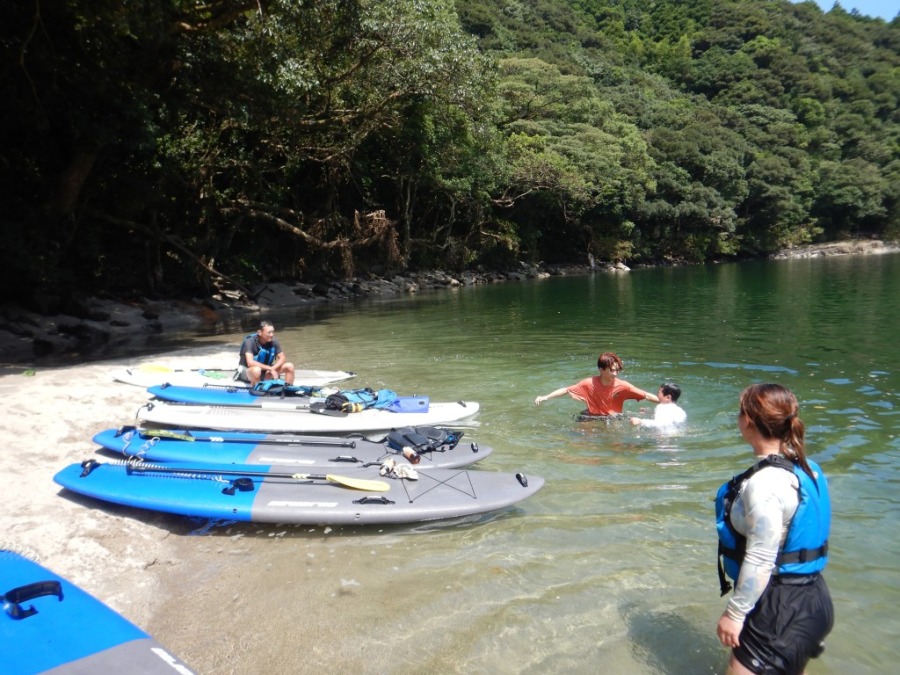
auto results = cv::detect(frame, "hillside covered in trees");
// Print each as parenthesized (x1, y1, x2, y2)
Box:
(2, 0, 898, 309)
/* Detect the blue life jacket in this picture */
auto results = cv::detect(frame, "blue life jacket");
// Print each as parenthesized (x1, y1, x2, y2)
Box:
(325, 388, 398, 413)
(256, 344, 276, 366)
(250, 380, 318, 397)
(240, 334, 276, 366)
(715, 454, 830, 596)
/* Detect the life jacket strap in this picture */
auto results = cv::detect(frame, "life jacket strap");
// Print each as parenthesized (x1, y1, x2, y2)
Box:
(776, 541, 828, 565)
(717, 542, 733, 597)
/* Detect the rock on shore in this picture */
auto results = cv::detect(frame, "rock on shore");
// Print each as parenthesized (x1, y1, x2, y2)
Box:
(0, 264, 594, 367)
(769, 239, 900, 259)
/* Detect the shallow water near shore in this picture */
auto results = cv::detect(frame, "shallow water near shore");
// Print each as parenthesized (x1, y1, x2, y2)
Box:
(139, 254, 899, 673)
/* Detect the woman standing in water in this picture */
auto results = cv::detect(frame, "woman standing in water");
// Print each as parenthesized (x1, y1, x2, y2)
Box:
(715, 383, 833, 674)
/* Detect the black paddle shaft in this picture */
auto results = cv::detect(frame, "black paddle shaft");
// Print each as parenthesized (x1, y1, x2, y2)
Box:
(118, 426, 357, 449)
(79, 459, 339, 481)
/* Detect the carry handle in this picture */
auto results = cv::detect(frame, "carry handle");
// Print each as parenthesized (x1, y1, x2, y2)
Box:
(352, 496, 396, 505)
(2, 580, 64, 619)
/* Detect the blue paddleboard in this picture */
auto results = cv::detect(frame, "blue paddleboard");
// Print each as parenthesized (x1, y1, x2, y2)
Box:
(0, 549, 193, 674)
(93, 427, 491, 470)
(54, 461, 543, 526)
(146, 384, 430, 413)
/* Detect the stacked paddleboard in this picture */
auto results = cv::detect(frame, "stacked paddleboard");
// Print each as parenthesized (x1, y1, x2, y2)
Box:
(0, 549, 194, 674)
(93, 426, 492, 470)
(136, 383, 481, 434)
(54, 459, 543, 526)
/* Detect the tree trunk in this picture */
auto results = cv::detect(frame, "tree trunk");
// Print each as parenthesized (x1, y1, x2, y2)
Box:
(51, 139, 100, 221)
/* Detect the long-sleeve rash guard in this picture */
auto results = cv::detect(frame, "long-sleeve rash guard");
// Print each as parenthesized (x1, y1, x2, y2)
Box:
(726, 465, 800, 622)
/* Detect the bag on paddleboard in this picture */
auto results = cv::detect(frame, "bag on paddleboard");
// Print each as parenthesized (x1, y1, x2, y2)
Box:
(250, 379, 319, 397)
(325, 388, 398, 413)
(386, 426, 464, 454)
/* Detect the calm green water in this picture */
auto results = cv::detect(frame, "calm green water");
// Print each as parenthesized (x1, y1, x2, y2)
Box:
(152, 254, 899, 674)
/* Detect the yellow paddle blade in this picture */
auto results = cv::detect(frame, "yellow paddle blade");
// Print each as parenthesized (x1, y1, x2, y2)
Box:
(327, 474, 390, 492)
(142, 429, 195, 441)
(292, 473, 390, 492)
(138, 364, 175, 373)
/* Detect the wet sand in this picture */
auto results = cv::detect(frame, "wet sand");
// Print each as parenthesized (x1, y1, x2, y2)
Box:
(0, 346, 522, 674)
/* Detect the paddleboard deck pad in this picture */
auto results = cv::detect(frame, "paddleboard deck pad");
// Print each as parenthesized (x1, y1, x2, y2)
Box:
(113, 366, 355, 390)
(136, 400, 480, 434)
(54, 461, 543, 526)
(0, 549, 194, 674)
(93, 426, 492, 470)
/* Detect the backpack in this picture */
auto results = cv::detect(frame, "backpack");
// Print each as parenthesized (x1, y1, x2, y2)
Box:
(385, 426, 464, 454)
(325, 388, 398, 413)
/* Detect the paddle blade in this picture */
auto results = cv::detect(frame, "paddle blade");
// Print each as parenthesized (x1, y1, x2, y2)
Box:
(325, 474, 390, 492)
(138, 364, 175, 373)
(141, 429, 195, 442)
(309, 402, 348, 417)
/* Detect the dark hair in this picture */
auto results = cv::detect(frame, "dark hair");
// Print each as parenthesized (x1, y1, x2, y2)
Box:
(739, 383, 812, 477)
(258, 320, 273, 330)
(597, 352, 624, 372)
(660, 383, 681, 401)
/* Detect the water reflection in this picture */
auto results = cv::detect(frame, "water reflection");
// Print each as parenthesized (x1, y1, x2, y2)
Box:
(145, 254, 899, 674)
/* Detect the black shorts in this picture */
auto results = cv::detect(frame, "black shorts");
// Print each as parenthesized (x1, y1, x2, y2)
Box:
(734, 574, 834, 675)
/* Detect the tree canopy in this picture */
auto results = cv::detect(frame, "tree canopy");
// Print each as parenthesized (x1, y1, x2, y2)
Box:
(2, 0, 898, 307)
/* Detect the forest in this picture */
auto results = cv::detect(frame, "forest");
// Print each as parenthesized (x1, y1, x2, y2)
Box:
(2, 0, 898, 309)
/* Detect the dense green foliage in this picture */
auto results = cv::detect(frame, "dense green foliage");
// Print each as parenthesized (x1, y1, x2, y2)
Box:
(2, 0, 898, 306)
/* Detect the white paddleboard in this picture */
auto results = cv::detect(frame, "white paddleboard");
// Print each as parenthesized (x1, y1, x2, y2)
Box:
(137, 399, 481, 434)
(113, 365, 356, 389)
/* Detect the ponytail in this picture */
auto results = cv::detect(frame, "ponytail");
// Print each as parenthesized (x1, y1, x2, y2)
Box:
(783, 414, 813, 478)
(740, 383, 814, 479)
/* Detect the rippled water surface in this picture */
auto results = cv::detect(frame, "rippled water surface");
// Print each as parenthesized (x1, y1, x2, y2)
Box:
(151, 254, 899, 674)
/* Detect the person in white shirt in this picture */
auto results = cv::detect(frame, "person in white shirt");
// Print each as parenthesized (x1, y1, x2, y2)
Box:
(629, 383, 686, 428)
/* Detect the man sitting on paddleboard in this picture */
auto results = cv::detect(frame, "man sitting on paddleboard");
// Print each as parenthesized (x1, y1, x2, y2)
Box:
(237, 320, 296, 386)
(534, 352, 659, 417)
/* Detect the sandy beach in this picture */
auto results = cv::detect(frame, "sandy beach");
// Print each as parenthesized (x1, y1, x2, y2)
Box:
(0, 347, 241, 633)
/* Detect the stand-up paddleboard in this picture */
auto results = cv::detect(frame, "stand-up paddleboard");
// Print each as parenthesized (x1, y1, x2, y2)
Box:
(93, 426, 492, 470)
(54, 461, 544, 526)
(145, 383, 426, 413)
(136, 400, 480, 434)
(113, 365, 356, 389)
(0, 549, 194, 674)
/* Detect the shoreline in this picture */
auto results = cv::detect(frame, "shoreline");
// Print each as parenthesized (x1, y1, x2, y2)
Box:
(1, 238, 897, 369)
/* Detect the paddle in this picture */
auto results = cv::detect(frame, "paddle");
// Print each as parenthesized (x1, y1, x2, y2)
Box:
(137, 363, 234, 378)
(309, 401, 349, 417)
(79, 459, 389, 492)
(121, 426, 357, 449)
(137, 364, 231, 374)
